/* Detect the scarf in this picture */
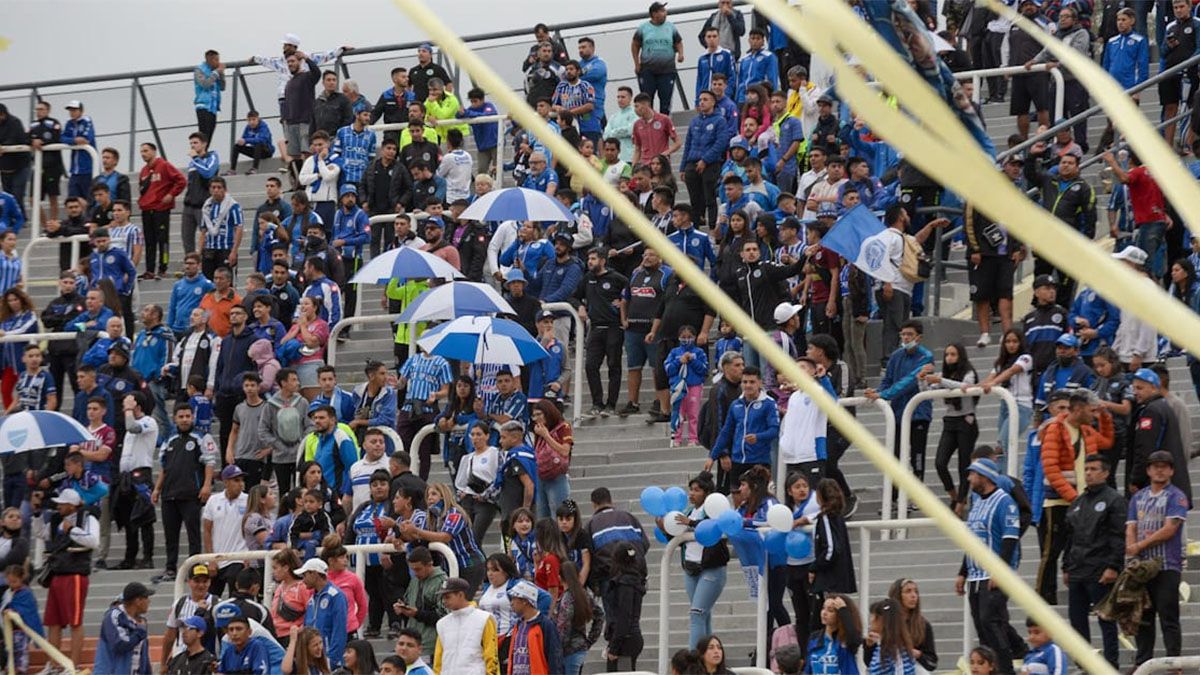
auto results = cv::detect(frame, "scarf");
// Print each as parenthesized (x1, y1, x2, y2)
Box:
(201, 194, 236, 238)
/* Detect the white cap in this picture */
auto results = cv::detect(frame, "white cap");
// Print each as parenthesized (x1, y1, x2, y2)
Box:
(282, 33, 301, 47)
(1111, 246, 1148, 267)
(51, 489, 83, 506)
(773, 302, 803, 325)
(65, 100, 82, 110)
(293, 558, 328, 576)
(507, 580, 539, 605)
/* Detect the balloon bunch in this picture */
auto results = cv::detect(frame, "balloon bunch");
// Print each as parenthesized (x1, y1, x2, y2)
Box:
(641, 484, 812, 557)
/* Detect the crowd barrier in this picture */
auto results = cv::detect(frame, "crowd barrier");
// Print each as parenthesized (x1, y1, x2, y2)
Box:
(2, 608, 76, 675)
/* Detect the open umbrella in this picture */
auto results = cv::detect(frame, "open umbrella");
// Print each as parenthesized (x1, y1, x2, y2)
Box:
(397, 281, 515, 323)
(459, 187, 575, 223)
(0, 411, 94, 453)
(350, 246, 465, 286)
(417, 315, 549, 365)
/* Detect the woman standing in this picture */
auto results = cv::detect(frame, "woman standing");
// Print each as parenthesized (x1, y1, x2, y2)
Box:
(479, 553, 520, 674)
(888, 578, 937, 672)
(553, 561, 603, 675)
(405, 483, 486, 593)
(810, 479, 856, 601)
(321, 538, 369, 641)
(783, 472, 820, 656)
(437, 375, 479, 477)
(925, 342, 979, 508)
(270, 548, 312, 648)
(602, 541, 646, 673)
(283, 296, 330, 401)
(348, 470, 394, 638)
(241, 485, 276, 569)
(533, 517, 567, 602)
(0, 289, 38, 407)
(531, 400, 573, 519)
(283, 625, 332, 674)
(661, 472, 728, 648)
(736, 466, 790, 649)
(455, 421, 501, 546)
(555, 500, 592, 587)
(980, 329, 1033, 453)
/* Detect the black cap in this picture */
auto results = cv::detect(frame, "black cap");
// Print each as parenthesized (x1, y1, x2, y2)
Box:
(537, 309, 555, 322)
(121, 582, 155, 602)
(649, 1, 667, 13)
(437, 577, 471, 596)
(1147, 450, 1175, 467)
(1033, 274, 1056, 289)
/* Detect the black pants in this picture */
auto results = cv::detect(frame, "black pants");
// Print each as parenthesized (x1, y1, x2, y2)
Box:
(119, 293, 135, 336)
(585, 324, 623, 409)
(969, 580, 1021, 675)
(462, 495, 499, 547)
(143, 210, 171, 275)
(235, 459, 266, 487)
(1035, 504, 1068, 605)
(787, 563, 812, 657)
(273, 461, 294, 494)
(202, 248, 232, 281)
(397, 410, 436, 480)
(231, 144, 272, 171)
(935, 415, 978, 501)
(369, 214, 395, 259)
(786, 461, 824, 489)
(162, 497, 202, 572)
(983, 32, 1006, 98)
(1063, 79, 1090, 152)
(214, 392, 244, 464)
(717, 461, 769, 495)
(343, 257, 362, 320)
(211, 562, 244, 598)
(197, 110, 217, 144)
(765, 564, 791, 657)
(1068, 578, 1119, 668)
(47, 353, 77, 408)
(1136, 568, 1182, 665)
(364, 564, 392, 632)
(891, 418, 929, 495)
(683, 162, 720, 230)
(825, 427, 854, 503)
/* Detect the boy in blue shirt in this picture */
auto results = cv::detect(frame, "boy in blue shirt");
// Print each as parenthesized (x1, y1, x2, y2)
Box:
(1020, 617, 1067, 675)
(665, 324, 708, 447)
(713, 319, 743, 368)
(187, 374, 214, 436)
(7, 344, 56, 414)
(230, 110, 274, 175)
(706, 367, 779, 493)
(1, 565, 43, 674)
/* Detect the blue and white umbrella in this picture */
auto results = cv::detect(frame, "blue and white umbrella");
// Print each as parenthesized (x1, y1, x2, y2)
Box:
(350, 246, 465, 286)
(397, 281, 515, 323)
(417, 316, 550, 365)
(459, 187, 576, 223)
(0, 411, 93, 453)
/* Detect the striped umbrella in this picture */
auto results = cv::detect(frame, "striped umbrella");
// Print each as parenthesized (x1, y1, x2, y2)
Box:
(459, 187, 575, 223)
(350, 246, 465, 286)
(0, 411, 94, 453)
(417, 316, 549, 365)
(397, 281, 515, 323)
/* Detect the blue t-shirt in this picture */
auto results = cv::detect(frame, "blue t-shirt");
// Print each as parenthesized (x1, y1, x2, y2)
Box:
(965, 488, 1020, 581)
(15, 369, 55, 411)
(1128, 483, 1189, 572)
(189, 394, 213, 435)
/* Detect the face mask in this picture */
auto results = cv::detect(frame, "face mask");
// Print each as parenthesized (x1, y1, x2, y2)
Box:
(679, 338, 695, 347)
(901, 340, 917, 351)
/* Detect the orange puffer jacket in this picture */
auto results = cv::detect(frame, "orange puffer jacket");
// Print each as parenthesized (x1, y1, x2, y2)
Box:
(1040, 411, 1114, 503)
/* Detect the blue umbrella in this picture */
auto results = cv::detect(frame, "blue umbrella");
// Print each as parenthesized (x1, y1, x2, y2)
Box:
(350, 246, 465, 286)
(0, 411, 93, 453)
(459, 187, 576, 223)
(397, 282, 515, 323)
(417, 316, 550, 365)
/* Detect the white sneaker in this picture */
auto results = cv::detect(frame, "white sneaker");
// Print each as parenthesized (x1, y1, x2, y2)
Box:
(976, 332, 991, 348)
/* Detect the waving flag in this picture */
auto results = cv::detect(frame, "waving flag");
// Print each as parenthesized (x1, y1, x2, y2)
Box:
(820, 204, 901, 283)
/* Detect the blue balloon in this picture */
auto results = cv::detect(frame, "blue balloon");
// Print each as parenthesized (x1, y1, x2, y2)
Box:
(664, 486, 688, 513)
(764, 530, 788, 557)
(785, 530, 813, 559)
(654, 527, 669, 544)
(694, 519, 723, 547)
(717, 509, 743, 536)
(640, 486, 667, 517)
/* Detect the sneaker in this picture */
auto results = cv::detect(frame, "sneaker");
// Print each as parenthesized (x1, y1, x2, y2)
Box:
(114, 560, 136, 570)
(363, 628, 381, 639)
(976, 332, 991, 349)
(587, 406, 603, 418)
(600, 406, 614, 418)
(245, 168, 258, 175)
(94, 560, 109, 570)
(845, 494, 860, 519)
(617, 402, 640, 417)
(646, 411, 670, 424)
(649, 400, 662, 415)
(138, 558, 154, 569)
(151, 570, 176, 584)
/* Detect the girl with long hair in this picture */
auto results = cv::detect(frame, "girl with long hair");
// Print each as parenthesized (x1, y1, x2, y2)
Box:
(783, 472, 820, 658)
(555, 499, 591, 586)
(320, 537, 369, 640)
(695, 634, 735, 674)
(1168, 257, 1198, 307)
(347, 470, 393, 638)
(532, 399, 573, 519)
(805, 594, 863, 674)
(479, 553, 521, 673)
(649, 154, 678, 194)
(408, 483, 486, 593)
(968, 645, 999, 675)
(534, 517, 568, 602)
(736, 466, 790, 650)
(241, 484, 275, 564)
(659, 471, 729, 648)
(283, 625, 331, 674)
(507, 507, 537, 580)
(333, 640, 378, 675)
(811, 479, 856, 599)
(980, 328, 1033, 453)
(297, 460, 344, 526)
(864, 598, 917, 674)
(437, 375, 478, 476)
(888, 578, 937, 672)
(454, 421, 501, 546)
(553, 560, 602, 675)
(270, 548, 312, 647)
(283, 296, 330, 400)
(0, 288, 37, 406)
(925, 342, 980, 506)
(715, 209, 753, 285)
(603, 541, 646, 673)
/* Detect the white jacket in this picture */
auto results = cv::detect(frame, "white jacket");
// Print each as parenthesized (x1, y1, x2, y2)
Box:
(434, 605, 498, 675)
(778, 389, 827, 465)
(299, 154, 341, 203)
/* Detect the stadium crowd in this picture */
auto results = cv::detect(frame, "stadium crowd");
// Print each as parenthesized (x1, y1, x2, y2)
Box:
(0, 0, 1198, 673)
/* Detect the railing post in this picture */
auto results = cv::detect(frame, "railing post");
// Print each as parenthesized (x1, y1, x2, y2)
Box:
(237, 69, 258, 117)
(128, 79, 139, 172)
(859, 527, 871, 627)
(30, 149, 42, 236)
(674, 73, 691, 111)
(229, 67, 240, 161)
(962, 593, 972, 669)
(1050, 67, 1065, 122)
(656, 533, 688, 675)
(931, 223, 945, 318)
(756, 564, 768, 668)
(495, 117, 505, 185)
(135, 81, 167, 164)
(4, 609, 13, 675)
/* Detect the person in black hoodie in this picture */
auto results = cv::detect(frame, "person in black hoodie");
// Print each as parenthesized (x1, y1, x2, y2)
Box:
(41, 271, 87, 404)
(457, 219, 491, 283)
(361, 140, 412, 257)
(45, 196, 92, 273)
(728, 238, 804, 370)
(602, 541, 646, 673)
(810, 478, 856, 600)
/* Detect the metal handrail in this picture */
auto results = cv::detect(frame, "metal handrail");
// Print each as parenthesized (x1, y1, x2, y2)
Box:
(1132, 657, 1200, 674)
(960, 63, 1065, 121)
(0, 143, 100, 235)
(0, 332, 74, 344)
(999, 52, 1200, 163)
(21, 235, 91, 279)
(1077, 108, 1193, 171)
(3, 609, 77, 675)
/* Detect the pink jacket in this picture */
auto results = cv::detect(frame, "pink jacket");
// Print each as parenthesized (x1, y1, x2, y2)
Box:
(328, 568, 368, 634)
(249, 339, 280, 392)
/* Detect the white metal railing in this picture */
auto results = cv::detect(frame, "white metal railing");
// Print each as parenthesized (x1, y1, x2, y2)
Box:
(962, 64, 1066, 122)
(0, 143, 101, 236)
(1133, 657, 1200, 674)
(0, 331, 75, 344)
(896, 387, 1019, 526)
(849, 398, 898, 535)
(367, 113, 508, 184)
(3, 608, 77, 675)
(22, 234, 90, 282)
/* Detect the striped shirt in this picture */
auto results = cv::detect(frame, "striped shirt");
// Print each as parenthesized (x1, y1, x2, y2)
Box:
(165, 592, 216, 657)
(14, 369, 55, 411)
(1128, 483, 1188, 572)
(333, 125, 377, 185)
(348, 456, 389, 511)
(351, 500, 390, 566)
(775, 241, 805, 292)
(433, 506, 482, 566)
(398, 353, 452, 409)
(965, 488, 1020, 581)
(552, 79, 599, 133)
(201, 199, 244, 250)
(0, 253, 20, 295)
(107, 223, 144, 256)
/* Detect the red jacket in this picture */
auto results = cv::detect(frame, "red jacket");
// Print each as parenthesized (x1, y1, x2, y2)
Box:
(137, 157, 186, 211)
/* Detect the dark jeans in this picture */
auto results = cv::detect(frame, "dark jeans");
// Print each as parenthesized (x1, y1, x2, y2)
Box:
(585, 325, 623, 409)
(935, 415, 978, 501)
(1068, 578, 1118, 668)
(211, 562, 244, 598)
(1063, 79, 1090, 152)
(364, 564, 393, 632)
(787, 563, 812, 657)
(1035, 504, 1068, 605)
(273, 461, 295, 495)
(637, 70, 676, 114)
(1136, 568, 1182, 665)
(235, 459, 266, 487)
(891, 418, 929, 494)
(231, 144, 272, 171)
(398, 409, 436, 480)
(875, 289, 911, 368)
(143, 210, 171, 274)
(461, 495, 499, 548)
(161, 497, 202, 572)
(983, 31, 1006, 98)
(197, 110, 217, 144)
(765, 564, 791, 657)
(825, 427, 854, 503)
(683, 161, 720, 230)
(3, 473, 25, 510)
(343, 257, 362, 320)
(201, 248, 232, 281)
(214, 392, 244, 465)
(969, 579, 1021, 675)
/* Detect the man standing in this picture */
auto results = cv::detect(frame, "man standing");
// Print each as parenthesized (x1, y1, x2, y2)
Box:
(225, 373, 269, 486)
(203, 465, 249, 596)
(199, 266, 241, 338)
(132, 304, 175, 437)
(1062, 454, 1125, 669)
(524, 42, 565, 109)
(94, 582, 153, 675)
(298, 557, 350, 667)
(303, 406, 361, 502)
(607, 87, 637, 163)
(280, 51, 323, 185)
(1032, 334, 1094, 419)
(410, 43, 453, 102)
(60, 101, 95, 199)
(87, 226, 137, 323)
(1099, 8, 1149, 150)
(29, 100, 64, 221)
(362, 140, 407, 255)
(182, 132, 220, 257)
(350, 359, 397, 444)
(0, 105, 31, 219)
(1101, 151, 1168, 279)
(194, 50, 225, 142)
(258, 368, 311, 493)
(41, 272, 86, 401)
(681, 91, 729, 231)
(585, 486, 649, 597)
(736, 28, 779, 103)
(726, 239, 804, 369)
(332, 185, 369, 322)
(632, 2, 685, 114)
(1128, 368, 1192, 503)
(151, 404, 215, 584)
(964, 158, 1027, 346)
(553, 60, 600, 145)
(33, 488, 99, 667)
(578, 37, 609, 127)
(214, 303, 256, 455)
(707, 367, 778, 490)
(866, 320, 935, 493)
(696, 27, 737, 105)
(870, 206, 946, 363)
(433, 577, 499, 675)
(1026, 6, 1094, 151)
(579, 247, 628, 418)
(138, 142, 186, 279)
(334, 108, 377, 189)
(1159, 0, 1199, 145)
(164, 616, 217, 675)
(631, 93, 680, 167)
(505, 580, 563, 675)
(313, 70, 353, 137)
(299, 131, 342, 230)
(116, 392, 157, 570)
(619, 247, 670, 419)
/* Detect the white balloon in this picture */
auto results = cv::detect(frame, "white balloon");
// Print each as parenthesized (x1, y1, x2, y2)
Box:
(767, 503, 794, 533)
(703, 493, 731, 519)
(662, 511, 688, 537)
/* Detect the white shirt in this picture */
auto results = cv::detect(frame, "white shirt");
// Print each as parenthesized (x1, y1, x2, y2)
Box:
(120, 414, 158, 472)
(454, 447, 501, 496)
(437, 149, 475, 202)
(779, 390, 828, 465)
(348, 455, 389, 511)
(485, 221, 519, 277)
(202, 490, 249, 567)
(874, 227, 913, 297)
(477, 583, 516, 635)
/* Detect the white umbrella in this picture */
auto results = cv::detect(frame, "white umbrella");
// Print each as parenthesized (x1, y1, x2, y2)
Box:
(350, 246, 465, 285)
(397, 282, 515, 322)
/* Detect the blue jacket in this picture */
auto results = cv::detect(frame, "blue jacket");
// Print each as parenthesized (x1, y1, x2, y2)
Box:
(304, 276, 342, 326)
(527, 338, 567, 398)
(131, 325, 174, 383)
(1023, 641, 1068, 675)
(1068, 287, 1119, 358)
(193, 62, 224, 113)
(668, 227, 717, 271)
(847, 128, 901, 180)
(82, 336, 129, 369)
(72, 384, 114, 428)
(285, 211, 324, 257)
(62, 470, 109, 507)
(696, 49, 737, 103)
(500, 239, 554, 295)
(1034, 359, 1095, 409)
(711, 391, 780, 464)
(241, 122, 273, 148)
(681, 111, 729, 170)
(0, 192, 24, 235)
(61, 115, 95, 175)
(1102, 31, 1150, 88)
(1022, 425, 1046, 526)
(458, 102, 500, 151)
(305, 582, 349, 667)
(332, 205, 370, 260)
(167, 274, 215, 333)
(666, 344, 708, 388)
(1, 587, 43, 637)
(89, 247, 137, 296)
(878, 345, 935, 421)
(308, 427, 361, 496)
(579, 55, 609, 113)
(311, 387, 357, 425)
(537, 255, 584, 303)
(580, 194, 614, 239)
(217, 636, 273, 675)
(94, 605, 151, 675)
(735, 48, 780, 103)
(352, 383, 397, 429)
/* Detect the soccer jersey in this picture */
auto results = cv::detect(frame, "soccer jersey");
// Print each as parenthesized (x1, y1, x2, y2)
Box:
(965, 488, 1020, 581)
(14, 369, 55, 411)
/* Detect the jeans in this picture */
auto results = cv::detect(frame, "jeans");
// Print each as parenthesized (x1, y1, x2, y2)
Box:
(1136, 568, 1182, 665)
(563, 650, 587, 675)
(149, 381, 172, 441)
(462, 495, 499, 549)
(196, 110, 217, 143)
(637, 71, 676, 114)
(742, 340, 763, 371)
(2, 473, 24, 510)
(996, 403, 1032, 454)
(684, 566, 727, 649)
(841, 296, 867, 387)
(181, 205, 201, 255)
(1135, 220, 1167, 279)
(891, 418, 929, 490)
(536, 473, 571, 519)
(1068, 578, 1119, 668)
(935, 415, 978, 501)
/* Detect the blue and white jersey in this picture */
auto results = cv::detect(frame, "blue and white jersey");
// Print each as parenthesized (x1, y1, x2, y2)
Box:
(0, 252, 21, 294)
(107, 223, 144, 257)
(1022, 641, 1068, 675)
(552, 79, 600, 134)
(351, 500, 390, 567)
(431, 506, 482, 565)
(965, 488, 1021, 581)
(14, 369, 55, 411)
(333, 125, 377, 185)
(200, 198, 243, 250)
(522, 168, 559, 194)
(302, 276, 342, 326)
(61, 115, 96, 175)
(332, 206, 370, 260)
(667, 227, 716, 271)
(696, 48, 737, 103)
(398, 353, 453, 407)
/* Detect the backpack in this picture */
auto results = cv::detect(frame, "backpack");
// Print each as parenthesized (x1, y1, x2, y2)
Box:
(899, 232, 931, 283)
(272, 397, 305, 445)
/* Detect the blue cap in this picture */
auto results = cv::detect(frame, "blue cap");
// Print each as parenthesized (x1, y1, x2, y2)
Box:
(1055, 333, 1079, 348)
(729, 138, 750, 151)
(339, 184, 357, 197)
(967, 458, 1002, 485)
(504, 269, 527, 285)
(1132, 368, 1161, 388)
(213, 603, 243, 628)
(181, 616, 207, 633)
(419, 42, 434, 53)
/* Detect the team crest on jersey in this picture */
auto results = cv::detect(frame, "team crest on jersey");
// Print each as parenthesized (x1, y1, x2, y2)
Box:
(1138, 417, 1153, 430)
(194, 287, 203, 295)
(653, 121, 662, 130)
(106, 255, 115, 264)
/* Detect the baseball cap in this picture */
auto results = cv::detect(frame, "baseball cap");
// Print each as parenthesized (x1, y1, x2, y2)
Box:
(1033, 273, 1056, 288)
(729, 138, 750, 152)
(51, 489, 83, 506)
(181, 616, 208, 633)
(220, 465, 244, 481)
(1132, 367, 1162, 388)
(437, 577, 471, 596)
(552, 231, 573, 245)
(109, 341, 130, 359)
(966, 457, 1002, 485)
(504, 269, 527, 286)
(773, 302, 803, 325)
(419, 42, 434, 53)
(213, 602, 244, 628)
(65, 100, 82, 110)
(508, 580, 539, 604)
(339, 184, 357, 197)
(282, 33, 301, 46)
(1055, 333, 1079, 348)
(188, 564, 212, 579)
(1112, 246, 1148, 267)
(537, 309, 555, 322)
(817, 93, 834, 105)
(294, 558, 329, 577)
(1147, 450, 1175, 467)
(120, 582, 155, 602)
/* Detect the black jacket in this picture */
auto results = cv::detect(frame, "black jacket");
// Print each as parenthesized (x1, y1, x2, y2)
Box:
(1129, 395, 1193, 505)
(1063, 482, 1127, 581)
(91, 173, 131, 204)
(214, 326, 258, 397)
(601, 572, 645, 658)
(964, 202, 1025, 258)
(0, 114, 30, 172)
(41, 292, 86, 355)
(730, 258, 805, 328)
(282, 58, 322, 125)
(698, 9, 747, 59)
(457, 222, 491, 282)
(361, 157, 411, 215)
(811, 512, 856, 594)
(409, 61, 452, 102)
(311, 91, 353, 136)
(1024, 151, 1097, 236)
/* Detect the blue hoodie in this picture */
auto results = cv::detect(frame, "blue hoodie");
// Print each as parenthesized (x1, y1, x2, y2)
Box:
(332, 204, 370, 260)
(94, 605, 151, 675)
(710, 390, 780, 465)
(458, 101, 500, 151)
(878, 345, 935, 421)
(241, 121, 273, 148)
(538, 254, 584, 303)
(527, 338, 567, 398)
(131, 324, 174, 383)
(1103, 31, 1150, 89)
(681, 111, 730, 170)
(0, 192, 25, 235)
(61, 115, 96, 176)
(89, 247, 137, 296)
(666, 343, 708, 388)
(1022, 425, 1046, 526)
(735, 48, 780, 103)
(167, 274, 216, 333)
(1068, 287, 1120, 358)
(217, 635, 273, 675)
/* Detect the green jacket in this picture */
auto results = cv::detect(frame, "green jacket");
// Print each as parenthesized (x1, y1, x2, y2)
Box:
(403, 566, 447, 654)
(385, 278, 429, 345)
